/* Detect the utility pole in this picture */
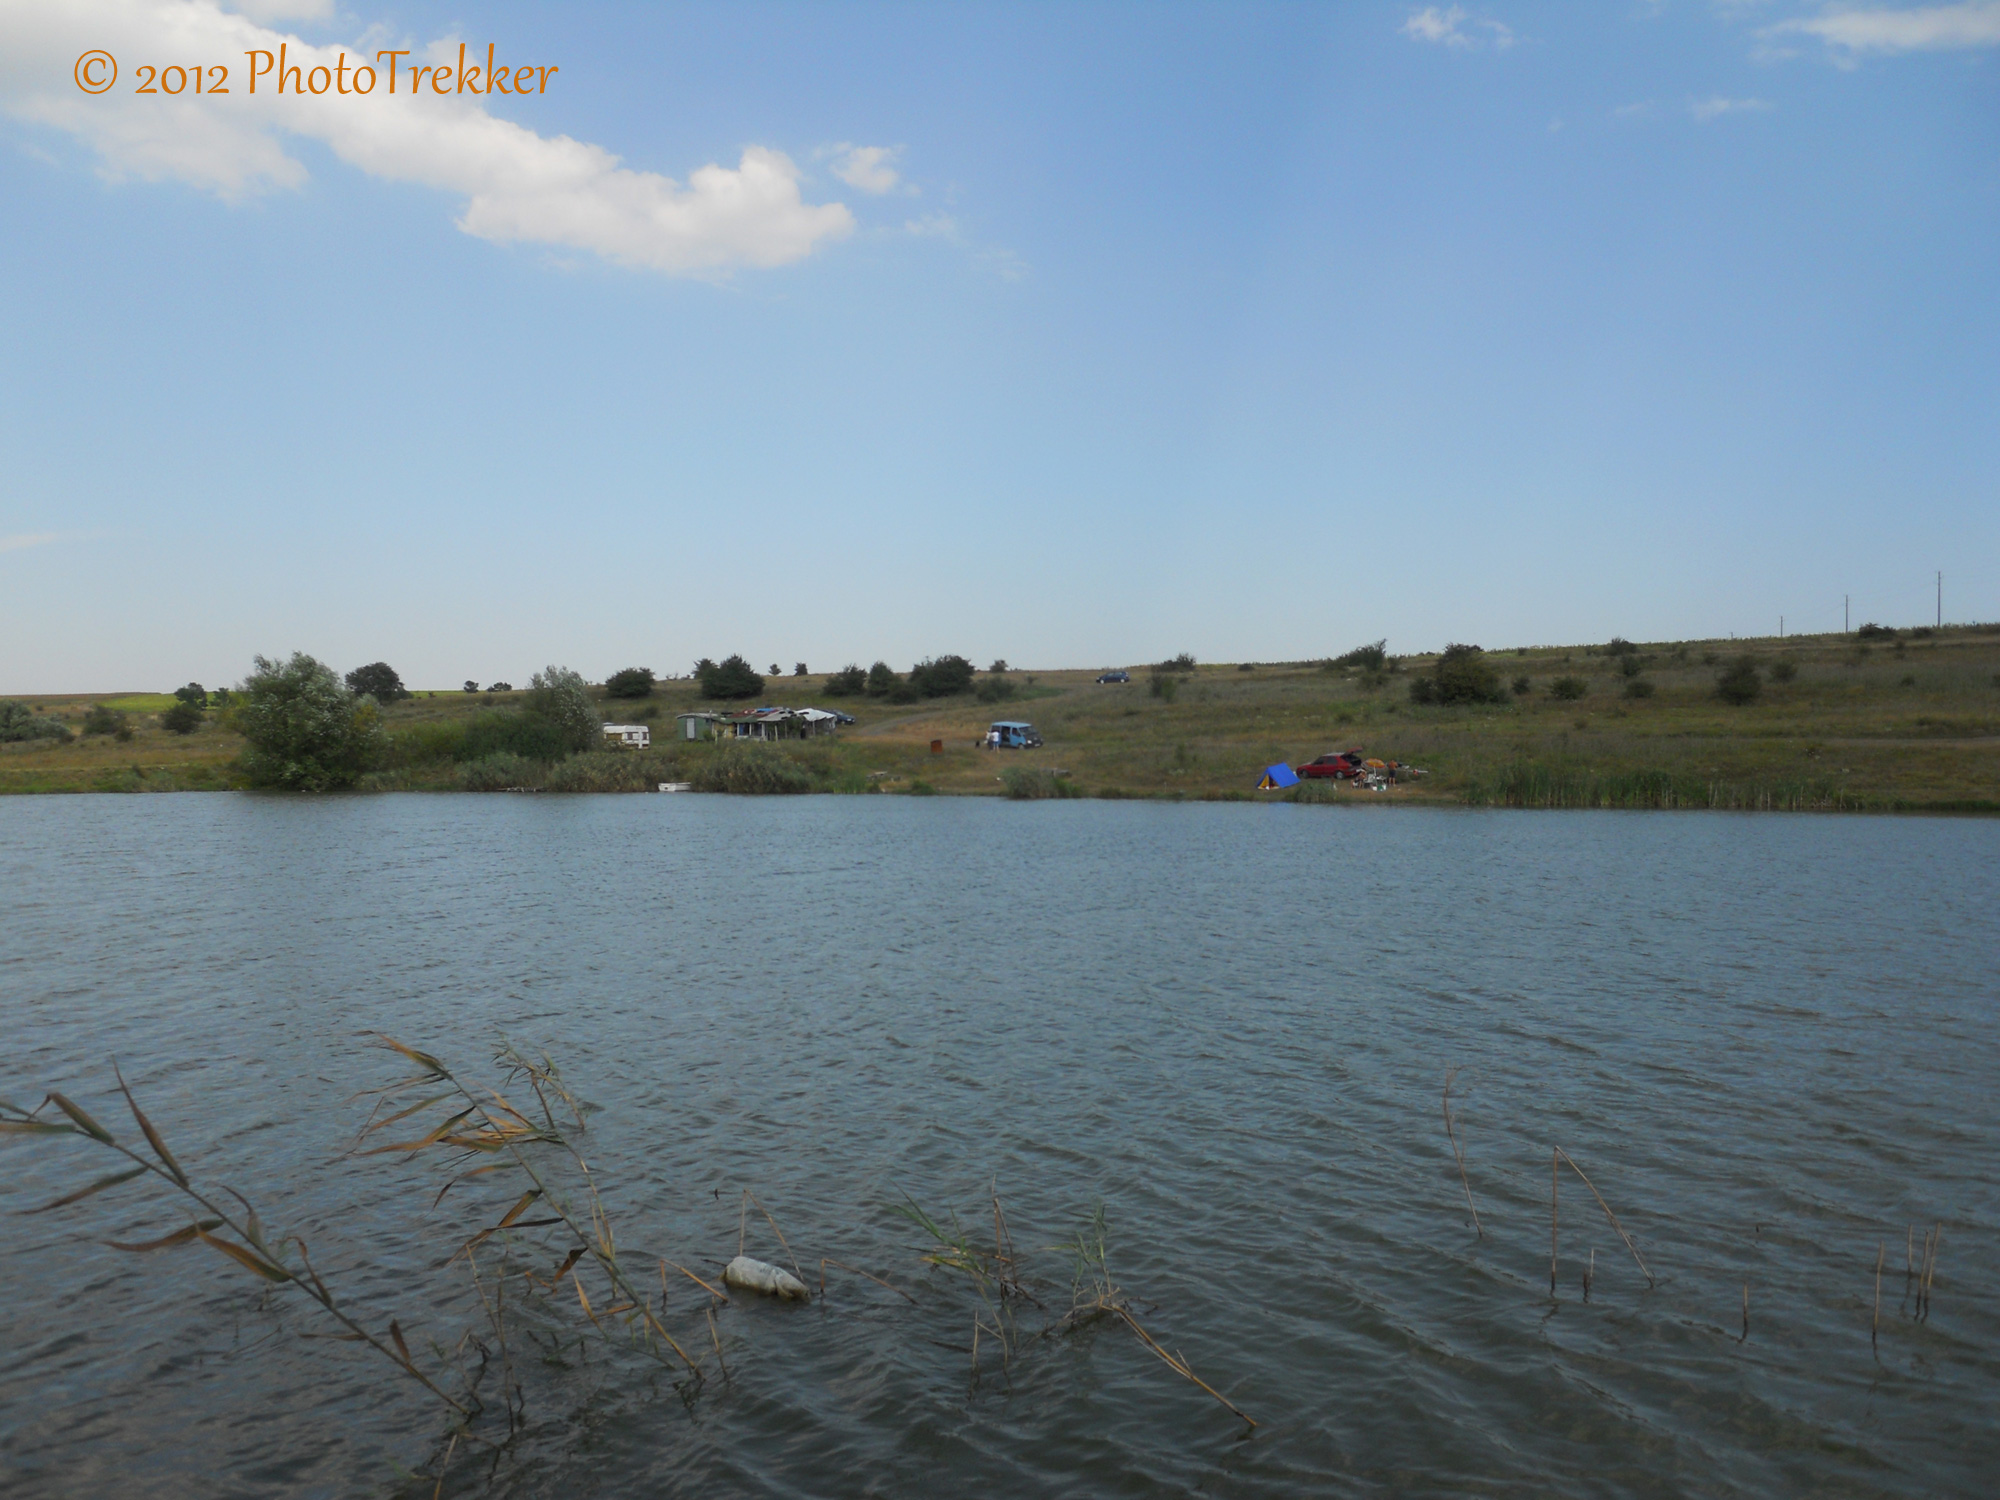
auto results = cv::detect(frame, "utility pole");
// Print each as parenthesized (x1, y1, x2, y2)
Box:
(1845, 595, 1849, 634)
(1780, 615, 1785, 638)
(1937, 571, 1943, 628)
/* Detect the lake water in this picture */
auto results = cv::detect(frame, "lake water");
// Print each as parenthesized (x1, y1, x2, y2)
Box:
(2, 794, 1995, 1498)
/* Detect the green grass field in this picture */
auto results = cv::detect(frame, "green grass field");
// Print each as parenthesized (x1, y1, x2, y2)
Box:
(6, 626, 1998, 809)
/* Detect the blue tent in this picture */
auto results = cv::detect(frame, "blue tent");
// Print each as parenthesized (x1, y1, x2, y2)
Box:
(1257, 763, 1299, 790)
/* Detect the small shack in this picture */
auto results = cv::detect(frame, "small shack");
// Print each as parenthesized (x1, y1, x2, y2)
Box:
(725, 707, 842, 741)
(602, 723, 651, 749)
(677, 712, 723, 741)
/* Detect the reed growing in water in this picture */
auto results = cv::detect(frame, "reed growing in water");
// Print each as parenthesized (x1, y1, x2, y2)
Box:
(1464, 761, 1866, 812)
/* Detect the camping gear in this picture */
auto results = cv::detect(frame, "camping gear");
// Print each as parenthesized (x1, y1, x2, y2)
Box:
(1257, 763, 1300, 790)
(724, 1255, 810, 1300)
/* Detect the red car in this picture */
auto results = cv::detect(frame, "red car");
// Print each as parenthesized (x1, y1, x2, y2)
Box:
(1296, 750, 1366, 780)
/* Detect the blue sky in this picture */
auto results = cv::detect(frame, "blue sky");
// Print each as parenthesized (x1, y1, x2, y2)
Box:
(2, 0, 1996, 692)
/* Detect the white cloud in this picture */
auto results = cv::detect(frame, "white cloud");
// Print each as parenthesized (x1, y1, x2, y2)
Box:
(1613, 100, 1656, 117)
(0, 532, 62, 555)
(824, 142, 903, 195)
(224, 0, 333, 21)
(1767, 1, 2000, 55)
(1401, 5, 1515, 49)
(902, 211, 1025, 280)
(0, 0, 854, 276)
(1689, 94, 1775, 120)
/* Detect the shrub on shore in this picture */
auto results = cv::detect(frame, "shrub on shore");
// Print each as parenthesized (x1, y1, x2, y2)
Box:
(525, 666, 602, 753)
(458, 752, 544, 792)
(823, 664, 868, 697)
(688, 743, 818, 794)
(545, 750, 682, 793)
(385, 720, 468, 766)
(344, 662, 409, 703)
(695, 655, 765, 700)
(908, 655, 976, 698)
(81, 704, 130, 738)
(0, 701, 72, 743)
(235, 653, 383, 791)
(1002, 767, 1083, 799)
(1411, 644, 1507, 705)
(160, 700, 205, 735)
(459, 710, 573, 763)
(1715, 655, 1762, 705)
(604, 667, 656, 699)
(1331, 640, 1387, 672)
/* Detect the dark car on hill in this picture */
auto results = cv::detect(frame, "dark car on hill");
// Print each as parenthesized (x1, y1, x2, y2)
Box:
(1095, 670, 1130, 684)
(1296, 750, 1366, 780)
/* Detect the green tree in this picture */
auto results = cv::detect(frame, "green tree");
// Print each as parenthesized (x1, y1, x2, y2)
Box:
(604, 667, 656, 699)
(344, 662, 409, 703)
(697, 655, 766, 700)
(525, 665, 602, 752)
(1332, 640, 1387, 671)
(236, 653, 383, 790)
(463, 680, 480, 694)
(1715, 656, 1762, 705)
(1548, 676, 1589, 701)
(794, 662, 808, 676)
(174, 682, 208, 708)
(908, 654, 976, 698)
(864, 661, 901, 697)
(1413, 644, 1505, 705)
(161, 700, 205, 735)
(822, 664, 867, 697)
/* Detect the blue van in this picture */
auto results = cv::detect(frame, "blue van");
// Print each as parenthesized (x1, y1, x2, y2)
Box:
(986, 721, 1043, 749)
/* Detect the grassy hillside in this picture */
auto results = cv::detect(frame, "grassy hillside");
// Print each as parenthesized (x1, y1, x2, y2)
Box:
(5, 626, 1998, 809)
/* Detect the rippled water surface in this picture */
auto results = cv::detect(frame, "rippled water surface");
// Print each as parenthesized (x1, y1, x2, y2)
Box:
(2, 794, 1996, 1498)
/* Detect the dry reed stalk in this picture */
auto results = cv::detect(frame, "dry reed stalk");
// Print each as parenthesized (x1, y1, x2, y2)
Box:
(1550, 1149, 1559, 1296)
(358, 1035, 705, 1378)
(1873, 1242, 1884, 1351)
(1921, 1224, 1941, 1320)
(1553, 1148, 1654, 1289)
(736, 1189, 805, 1282)
(706, 1305, 728, 1380)
(1583, 1248, 1593, 1304)
(1114, 1307, 1257, 1429)
(1, 1068, 477, 1420)
(1740, 1283, 1749, 1343)
(431, 1431, 459, 1500)
(1442, 1070, 1484, 1240)
(664, 1258, 729, 1304)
